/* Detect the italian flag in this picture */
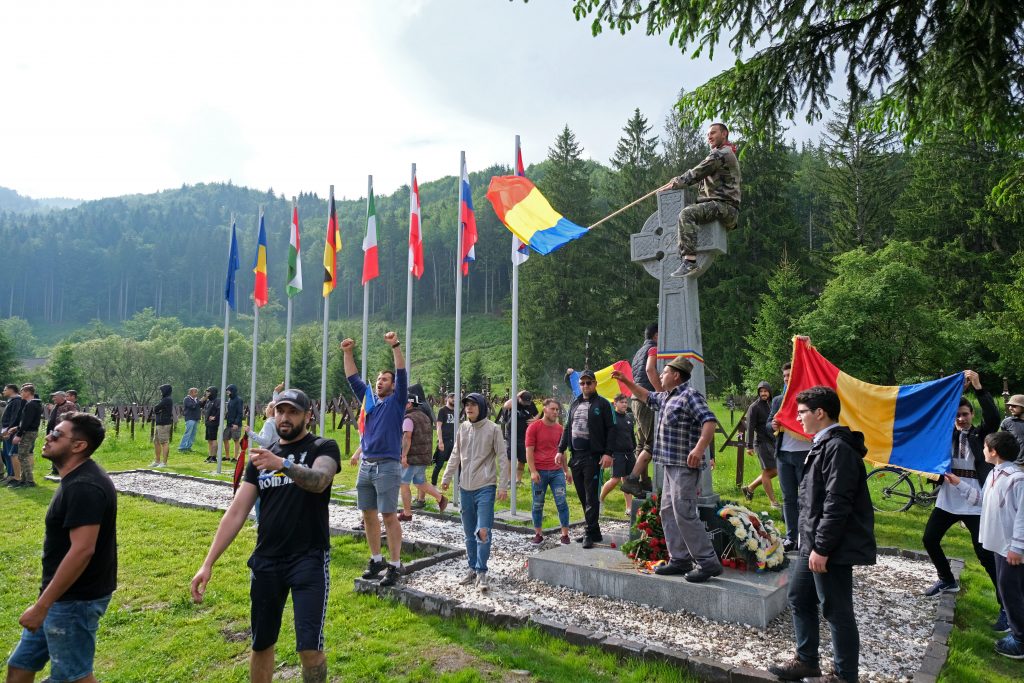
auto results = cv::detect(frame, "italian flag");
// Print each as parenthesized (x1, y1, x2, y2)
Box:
(362, 181, 379, 284)
(287, 204, 302, 297)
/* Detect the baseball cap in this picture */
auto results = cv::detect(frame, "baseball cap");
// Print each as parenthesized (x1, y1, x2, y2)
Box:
(407, 395, 422, 406)
(275, 389, 311, 412)
(51, 390, 67, 398)
(579, 369, 596, 381)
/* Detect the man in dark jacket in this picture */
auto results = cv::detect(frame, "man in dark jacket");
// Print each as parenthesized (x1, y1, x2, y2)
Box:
(770, 386, 876, 683)
(10, 383, 43, 487)
(740, 381, 778, 506)
(1, 383, 24, 482)
(178, 387, 201, 453)
(767, 362, 812, 551)
(151, 383, 174, 468)
(224, 384, 244, 462)
(203, 387, 220, 463)
(498, 390, 538, 486)
(558, 369, 614, 548)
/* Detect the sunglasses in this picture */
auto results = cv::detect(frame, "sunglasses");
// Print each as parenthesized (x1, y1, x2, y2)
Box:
(579, 380, 595, 386)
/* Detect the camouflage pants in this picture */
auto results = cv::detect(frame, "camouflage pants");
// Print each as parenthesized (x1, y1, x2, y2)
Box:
(677, 200, 739, 256)
(17, 430, 37, 484)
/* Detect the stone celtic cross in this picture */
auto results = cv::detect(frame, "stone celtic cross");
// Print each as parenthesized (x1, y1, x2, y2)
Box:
(630, 189, 728, 508)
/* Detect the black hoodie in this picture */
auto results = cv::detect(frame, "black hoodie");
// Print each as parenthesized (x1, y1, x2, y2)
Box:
(154, 384, 174, 426)
(204, 387, 220, 426)
(225, 384, 243, 426)
(745, 381, 775, 449)
(18, 396, 43, 435)
(798, 425, 876, 566)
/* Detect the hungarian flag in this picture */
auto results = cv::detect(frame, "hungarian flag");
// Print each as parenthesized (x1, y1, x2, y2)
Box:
(362, 180, 379, 285)
(224, 219, 240, 310)
(322, 190, 341, 297)
(287, 204, 302, 297)
(408, 171, 424, 278)
(252, 209, 269, 307)
(512, 146, 530, 266)
(460, 157, 477, 276)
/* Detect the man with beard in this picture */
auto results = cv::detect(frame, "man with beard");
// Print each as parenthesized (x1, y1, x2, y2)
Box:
(191, 389, 340, 683)
(5, 412, 116, 683)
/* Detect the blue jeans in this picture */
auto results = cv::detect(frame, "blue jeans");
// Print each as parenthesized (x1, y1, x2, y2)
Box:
(8, 595, 111, 681)
(1, 436, 14, 476)
(178, 419, 198, 451)
(531, 469, 570, 528)
(789, 552, 858, 682)
(777, 449, 806, 545)
(460, 485, 496, 573)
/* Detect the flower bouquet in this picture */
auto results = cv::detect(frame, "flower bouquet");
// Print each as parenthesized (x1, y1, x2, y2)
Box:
(621, 494, 669, 571)
(711, 502, 788, 572)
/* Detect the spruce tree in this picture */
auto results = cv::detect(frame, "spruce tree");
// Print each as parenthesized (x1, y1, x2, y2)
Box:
(47, 343, 87, 401)
(742, 256, 812, 392)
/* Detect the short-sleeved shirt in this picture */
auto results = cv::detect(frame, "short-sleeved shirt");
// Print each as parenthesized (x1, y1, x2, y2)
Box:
(646, 384, 717, 467)
(437, 406, 456, 449)
(42, 459, 118, 601)
(403, 417, 414, 434)
(571, 400, 591, 440)
(243, 432, 341, 557)
(525, 420, 563, 471)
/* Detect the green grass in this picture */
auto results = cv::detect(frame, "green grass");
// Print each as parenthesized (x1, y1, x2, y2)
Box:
(3, 402, 1019, 681)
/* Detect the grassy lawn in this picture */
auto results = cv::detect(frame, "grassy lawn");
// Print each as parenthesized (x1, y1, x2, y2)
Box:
(0, 401, 1018, 681)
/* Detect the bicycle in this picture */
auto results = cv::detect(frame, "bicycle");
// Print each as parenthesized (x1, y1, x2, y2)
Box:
(865, 465, 942, 513)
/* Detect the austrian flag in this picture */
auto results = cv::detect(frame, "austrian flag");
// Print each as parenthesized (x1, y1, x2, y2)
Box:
(409, 170, 424, 279)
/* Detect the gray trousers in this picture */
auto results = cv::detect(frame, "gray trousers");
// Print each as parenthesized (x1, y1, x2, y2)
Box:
(661, 464, 720, 569)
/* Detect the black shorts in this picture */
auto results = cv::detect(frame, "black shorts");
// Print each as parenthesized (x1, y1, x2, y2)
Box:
(611, 452, 636, 478)
(508, 442, 527, 464)
(248, 548, 330, 652)
(205, 424, 219, 441)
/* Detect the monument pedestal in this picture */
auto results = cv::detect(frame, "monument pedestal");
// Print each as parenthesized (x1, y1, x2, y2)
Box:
(527, 532, 790, 629)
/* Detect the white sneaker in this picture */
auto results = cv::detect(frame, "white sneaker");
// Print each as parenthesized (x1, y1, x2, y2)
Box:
(459, 570, 478, 586)
(148, 462, 160, 468)
(157, 462, 167, 468)
(476, 572, 490, 593)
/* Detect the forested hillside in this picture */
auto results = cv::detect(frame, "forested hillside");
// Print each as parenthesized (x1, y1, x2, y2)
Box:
(2, 98, 1024, 401)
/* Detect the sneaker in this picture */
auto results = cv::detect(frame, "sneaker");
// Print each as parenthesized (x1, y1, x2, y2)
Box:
(148, 461, 160, 468)
(361, 558, 388, 580)
(684, 564, 723, 583)
(993, 609, 1011, 633)
(157, 462, 167, 468)
(438, 495, 449, 514)
(459, 570, 478, 586)
(20, 481, 36, 488)
(530, 533, 544, 545)
(741, 485, 754, 501)
(6, 480, 23, 488)
(397, 513, 413, 522)
(351, 521, 365, 531)
(476, 572, 490, 593)
(654, 560, 694, 576)
(620, 475, 644, 497)
(560, 534, 571, 545)
(670, 259, 699, 278)
(996, 634, 1024, 659)
(379, 564, 401, 587)
(410, 499, 426, 510)
(766, 657, 822, 681)
(782, 539, 796, 552)
(923, 579, 959, 597)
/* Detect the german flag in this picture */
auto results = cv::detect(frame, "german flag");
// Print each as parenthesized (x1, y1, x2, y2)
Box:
(322, 188, 342, 297)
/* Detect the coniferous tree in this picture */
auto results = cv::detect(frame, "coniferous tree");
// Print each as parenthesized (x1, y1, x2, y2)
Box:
(46, 343, 87, 401)
(742, 256, 812, 392)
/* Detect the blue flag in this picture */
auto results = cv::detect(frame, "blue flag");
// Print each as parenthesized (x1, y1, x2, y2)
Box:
(225, 220, 240, 310)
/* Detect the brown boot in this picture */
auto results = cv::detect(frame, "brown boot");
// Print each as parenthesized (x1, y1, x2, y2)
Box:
(767, 658, 821, 681)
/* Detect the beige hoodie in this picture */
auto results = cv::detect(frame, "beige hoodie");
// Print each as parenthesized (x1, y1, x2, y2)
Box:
(442, 417, 509, 492)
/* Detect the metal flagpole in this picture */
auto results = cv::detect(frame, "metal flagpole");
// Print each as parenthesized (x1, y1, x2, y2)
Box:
(453, 152, 465, 502)
(361, 175, 372, 380)
(509, 136, 521, 517)
(249, 206, 262, 437)
(285, 197, 296, 389)
(217, 214, 233, 475)
(405, 163, 415, 379)
(320, 186, 334, 438)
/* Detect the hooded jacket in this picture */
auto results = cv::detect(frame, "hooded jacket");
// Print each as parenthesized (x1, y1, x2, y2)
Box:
(798, 425, 876, 566)
(2, 394, 24, 432)
(225, 384, 243, 427)
(442, 393, 509, 492)
(744, 382, 775, 450)
(154, 384, 174, 426)
(203, 387, 220, 426)
(18, 396, 43, 435)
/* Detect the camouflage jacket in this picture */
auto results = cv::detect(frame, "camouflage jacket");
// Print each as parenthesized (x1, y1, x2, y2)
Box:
(671, 145, 741, 208)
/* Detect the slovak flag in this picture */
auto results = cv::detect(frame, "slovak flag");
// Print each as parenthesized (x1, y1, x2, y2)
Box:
(460, 157, 477, 276)
(409, 170, 424, 279)
(512, 146, 530, 266)
(362, 178, 379, 285)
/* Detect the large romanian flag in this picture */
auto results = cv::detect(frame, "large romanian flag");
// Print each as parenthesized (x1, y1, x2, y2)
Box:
(486, 175, 589, 255)
(567, 361, 633, 403)
(777, 337, 964, 475)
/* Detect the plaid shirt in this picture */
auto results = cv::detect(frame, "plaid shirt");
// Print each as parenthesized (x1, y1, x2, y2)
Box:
(647, 383, 717, 467)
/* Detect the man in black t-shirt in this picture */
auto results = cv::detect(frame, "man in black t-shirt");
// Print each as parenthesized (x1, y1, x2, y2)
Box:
(191, 389, 340, 683)
(7, 412, 116, 683)
(430, 393, 457, 488)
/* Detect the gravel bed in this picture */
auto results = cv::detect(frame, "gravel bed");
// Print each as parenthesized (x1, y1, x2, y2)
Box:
(109, 471, 935, 682)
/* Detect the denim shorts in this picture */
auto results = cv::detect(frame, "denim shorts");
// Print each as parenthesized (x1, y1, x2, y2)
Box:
(7, 595, 111, 682)
(401, 464, 427, 485)
(356, 459, 401, 513)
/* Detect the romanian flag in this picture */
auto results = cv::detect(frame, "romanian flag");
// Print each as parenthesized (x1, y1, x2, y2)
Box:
(252, 209, 269, 307)
(363, 178, 379, 285)
(511, 146, 530, 265)
(656, 349, 705, 364)
(408, 170, 423, 278)
(357, 386, 377, 436)
(224, 219, 240, 310)
(460, 157, 477, 276)
(486, 176, 589, 256)
(322, 189, 341, 297)
(567, 360, 634, 402)
(777, 337, 965, 475)
(287, 203, 302, 297)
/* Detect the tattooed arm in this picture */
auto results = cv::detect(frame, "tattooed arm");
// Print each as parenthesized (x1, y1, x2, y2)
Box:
(249, 449, 339, 493)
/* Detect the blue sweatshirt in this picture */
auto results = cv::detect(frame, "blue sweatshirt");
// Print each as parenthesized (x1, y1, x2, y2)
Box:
(348, 368, 408, 460)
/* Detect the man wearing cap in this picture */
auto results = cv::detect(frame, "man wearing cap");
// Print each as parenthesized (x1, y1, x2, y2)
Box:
(341, 331, 408, 588)
(612, 355, 723, 582)
(1000, 394, 1024, 465)
(499, 390, 539, 486)
(559, 369, 614, 549)
(399, 395, 448, 520)
(191, 388, 340, 683)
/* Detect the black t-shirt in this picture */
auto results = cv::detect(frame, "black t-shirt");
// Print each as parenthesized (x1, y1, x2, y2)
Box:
(243, 432, 341, 557)
(42, 459, 118, 601)
(437, 407, 456, 453)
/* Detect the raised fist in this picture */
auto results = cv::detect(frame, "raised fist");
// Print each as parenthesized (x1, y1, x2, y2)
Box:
(384, 331, 399, 345)
(340, 338, 355, 352)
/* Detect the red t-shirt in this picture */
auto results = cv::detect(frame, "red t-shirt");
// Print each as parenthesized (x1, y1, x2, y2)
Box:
(525, 419, 563, 471)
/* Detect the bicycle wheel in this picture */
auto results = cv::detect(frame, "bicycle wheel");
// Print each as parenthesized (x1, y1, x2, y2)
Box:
(866, 466, 916, 513)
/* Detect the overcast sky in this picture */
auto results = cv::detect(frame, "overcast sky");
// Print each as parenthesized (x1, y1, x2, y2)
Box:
(0, 0, 815, 201)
